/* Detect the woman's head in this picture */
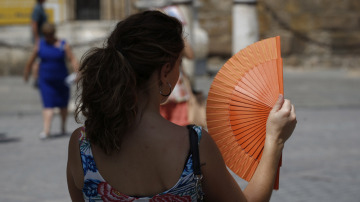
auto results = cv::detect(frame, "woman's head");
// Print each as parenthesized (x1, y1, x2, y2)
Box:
(108, 10, 184, 87)
(76, 10, 184, 154)
(42, 23, 56, 43)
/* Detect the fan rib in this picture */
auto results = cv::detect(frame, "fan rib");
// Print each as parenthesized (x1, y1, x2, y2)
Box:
(248, 68, 273, 104)
(231, 91, 269, 109)
(252, 64, 277, 106)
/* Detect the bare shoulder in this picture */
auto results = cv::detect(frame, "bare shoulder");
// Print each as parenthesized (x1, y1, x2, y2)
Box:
(69, 127, 82, 147)
(197, 128, 224, 170)
(67, 127, 84, 190)
(160, 122, 189, 141)
(199, 129, 246, 201)
(199, 129, 219, 158)
(198, 128, 229, 176)
(67, 127, 82, 167)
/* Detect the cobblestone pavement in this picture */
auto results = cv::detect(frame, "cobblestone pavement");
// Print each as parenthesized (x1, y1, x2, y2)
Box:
(1, 68, 360, 201)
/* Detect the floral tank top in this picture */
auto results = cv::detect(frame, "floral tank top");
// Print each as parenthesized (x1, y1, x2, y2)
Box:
(79, 126, 202, 201)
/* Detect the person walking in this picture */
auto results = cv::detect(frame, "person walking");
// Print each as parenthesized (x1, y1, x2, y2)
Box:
(24, 23, 78, 139)
(31, 0, 47, 43)
(67, 11, 296, 201)
(30, 0, 47, 88)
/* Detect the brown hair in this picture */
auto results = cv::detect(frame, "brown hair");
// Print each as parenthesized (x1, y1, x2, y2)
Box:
(75, 10, 184, 154)
(42, 23, 55, 36)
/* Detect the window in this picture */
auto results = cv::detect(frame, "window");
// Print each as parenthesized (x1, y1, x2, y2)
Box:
(76, 0, 100, 20)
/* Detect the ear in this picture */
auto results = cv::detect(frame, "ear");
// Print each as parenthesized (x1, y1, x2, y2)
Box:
(160, 63, 172, 83)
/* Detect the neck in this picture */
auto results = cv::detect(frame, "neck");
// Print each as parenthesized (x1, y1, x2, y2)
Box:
(136, 92, 161, 121)
(46, 38, 57, 45)
(134, 77, 164, 127)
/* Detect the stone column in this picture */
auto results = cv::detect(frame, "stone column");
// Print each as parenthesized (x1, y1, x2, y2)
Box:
(191, 0, 208, 77)
(169, 0, 196, 79)
(101, 0, 112, 20)
(65, 0, 76, 21)
(232, 0, 259, 54)
(100, 0, 129, 20)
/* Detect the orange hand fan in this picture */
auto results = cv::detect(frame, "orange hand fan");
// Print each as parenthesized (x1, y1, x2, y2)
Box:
(206, 36, 283, 189)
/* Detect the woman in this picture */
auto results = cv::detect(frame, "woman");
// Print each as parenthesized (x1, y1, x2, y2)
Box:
(67, 11, 296, 201)
(24, 23, 78, 139)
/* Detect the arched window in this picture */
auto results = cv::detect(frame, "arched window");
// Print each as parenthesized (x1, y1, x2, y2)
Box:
(76, 0, 100, 20)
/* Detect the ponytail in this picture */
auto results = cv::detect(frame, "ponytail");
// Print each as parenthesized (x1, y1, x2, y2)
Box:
(75, 46, 138, 154)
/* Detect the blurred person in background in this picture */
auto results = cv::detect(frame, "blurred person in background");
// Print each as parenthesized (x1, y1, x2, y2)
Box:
(30, 0, 47, 88)
(159, 6, 196, 126)
(24, 23, 78, 139)
(66, 11, 297, 201)
(160, 39, 194, 126)
(31, 0, 47, 43)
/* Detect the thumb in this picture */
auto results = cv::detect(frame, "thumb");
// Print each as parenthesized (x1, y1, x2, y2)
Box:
(272, 94, 284, 112)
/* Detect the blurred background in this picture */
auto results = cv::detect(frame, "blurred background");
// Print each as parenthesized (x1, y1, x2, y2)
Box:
(1, 0, 360, 74)
(0, 0, 359, 201)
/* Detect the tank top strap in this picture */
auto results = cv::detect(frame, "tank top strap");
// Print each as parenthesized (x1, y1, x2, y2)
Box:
(78, 126, 103, 181)
(78, 126, 91, 155)
(191, 125, 202, 144)
(78, 126, 87, 142)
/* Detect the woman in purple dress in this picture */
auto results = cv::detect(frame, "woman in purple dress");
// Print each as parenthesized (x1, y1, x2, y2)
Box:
(24, 23, 78, 139)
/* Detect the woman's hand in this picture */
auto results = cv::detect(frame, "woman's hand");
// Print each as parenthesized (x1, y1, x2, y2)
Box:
(266, 94, 297, 147)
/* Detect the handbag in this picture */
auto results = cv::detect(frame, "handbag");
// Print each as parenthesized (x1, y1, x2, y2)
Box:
(187, 125, 204, 202)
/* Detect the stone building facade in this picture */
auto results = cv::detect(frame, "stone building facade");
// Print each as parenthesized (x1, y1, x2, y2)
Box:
(0, 0, 359, 75)
(198, 0, 360, 69)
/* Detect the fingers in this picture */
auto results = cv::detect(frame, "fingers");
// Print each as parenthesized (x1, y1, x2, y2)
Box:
(271, 95, 297, 119)
(274, 96, 296, 118)
(282, 99, 292, 112)
(291, 104, 296, 115)
(290, 104, 297, 123)
(272, 94, 284, 112)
